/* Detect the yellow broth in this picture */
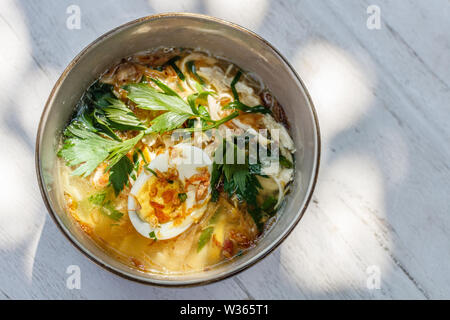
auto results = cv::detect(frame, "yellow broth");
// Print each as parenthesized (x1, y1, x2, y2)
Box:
(58, 48, 293, 274)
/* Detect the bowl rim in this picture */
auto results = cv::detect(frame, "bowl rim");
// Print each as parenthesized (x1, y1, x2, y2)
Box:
(35, 12, 321, 287)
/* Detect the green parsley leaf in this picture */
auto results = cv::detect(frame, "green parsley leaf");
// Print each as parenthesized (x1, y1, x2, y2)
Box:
(102, 98, 147, 131)
(58, 121, 117, 176)
(86, 81, 115, 107)
(106, 132, 144, 170)
(59, 82, 147, 182)
(210, 138, 265, 231)
(109, 156, 134, 196)
(60, 75, 242, 189)
(149, 231, 158, 241)
(127, 74, 250, 134)
(178, 192, 187, 202)
(126, 83, 192, 114)
(92, 109, 122, 141)
(59, 120, 144, 179)
(80, 80, 147, 139)
(127, 82, 236, 134)
(197, 227, 214, 252)
(147, 111, 191, 133)
(127, 82, 194, 116)
(130, 151, 141, 181)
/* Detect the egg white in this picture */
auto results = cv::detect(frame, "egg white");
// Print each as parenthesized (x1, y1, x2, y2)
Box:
(128, 144, 212, 240)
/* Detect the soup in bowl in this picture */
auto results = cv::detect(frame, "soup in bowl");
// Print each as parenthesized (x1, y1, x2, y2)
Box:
(36, 14, 320, 285)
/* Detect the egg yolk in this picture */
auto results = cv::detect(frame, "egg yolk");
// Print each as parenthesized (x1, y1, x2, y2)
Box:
(135, 170, 186, 226)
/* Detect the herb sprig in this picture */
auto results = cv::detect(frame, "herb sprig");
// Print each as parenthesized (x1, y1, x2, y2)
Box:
(149, 231, 158, 241)
(58, 82, 146, 194)
(59, 74, 244, 196)
(127, 79, 239, 133)
(210, 138, 268, 231)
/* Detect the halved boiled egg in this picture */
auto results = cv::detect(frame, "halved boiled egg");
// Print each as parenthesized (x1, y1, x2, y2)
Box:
(128, 144, 212, 240)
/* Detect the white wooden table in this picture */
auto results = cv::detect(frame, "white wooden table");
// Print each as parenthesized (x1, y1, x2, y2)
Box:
(0, 0, 449, 299)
